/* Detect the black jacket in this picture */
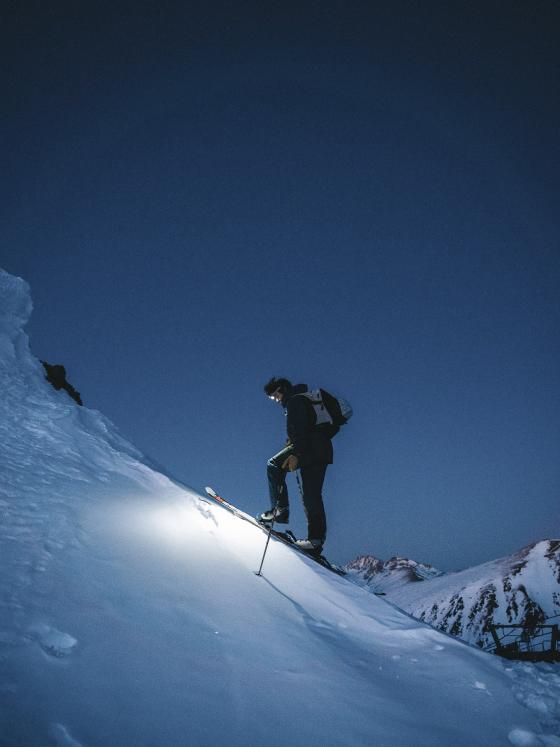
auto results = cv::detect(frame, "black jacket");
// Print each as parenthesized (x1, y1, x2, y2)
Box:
(282, 384, 334, 467)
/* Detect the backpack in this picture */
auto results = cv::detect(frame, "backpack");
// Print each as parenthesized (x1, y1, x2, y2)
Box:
(300, 388, 353, 431)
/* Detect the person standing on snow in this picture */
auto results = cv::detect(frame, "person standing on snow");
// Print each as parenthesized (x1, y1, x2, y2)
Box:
(258, 376, 338, 553)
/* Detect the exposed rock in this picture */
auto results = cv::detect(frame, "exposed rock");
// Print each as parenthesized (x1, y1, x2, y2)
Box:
(42, 361, 83, 405)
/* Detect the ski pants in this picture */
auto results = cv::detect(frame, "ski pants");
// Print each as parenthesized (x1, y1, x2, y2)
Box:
(267, 446, 328, 543)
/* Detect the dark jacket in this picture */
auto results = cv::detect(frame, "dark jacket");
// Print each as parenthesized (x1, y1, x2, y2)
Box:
(282, 384, 334, 467)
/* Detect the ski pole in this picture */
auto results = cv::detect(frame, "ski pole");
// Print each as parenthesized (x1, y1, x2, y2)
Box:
(296, 469, 304, 500)
(255, 508, 277, 577)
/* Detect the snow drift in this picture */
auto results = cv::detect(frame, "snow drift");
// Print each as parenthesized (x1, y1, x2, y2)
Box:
(1, 268, 559, 747)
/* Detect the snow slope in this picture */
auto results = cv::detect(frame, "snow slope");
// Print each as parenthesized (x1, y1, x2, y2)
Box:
(1, 268, 559, 747)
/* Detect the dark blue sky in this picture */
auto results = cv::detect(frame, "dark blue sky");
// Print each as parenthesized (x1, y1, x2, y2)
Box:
(2, 2, 559, 569)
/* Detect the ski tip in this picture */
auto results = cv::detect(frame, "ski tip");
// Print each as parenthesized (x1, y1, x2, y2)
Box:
(204, 486, 217, 498)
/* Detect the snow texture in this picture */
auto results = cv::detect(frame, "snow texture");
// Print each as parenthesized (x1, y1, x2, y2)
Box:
(1, 268, 559, 746)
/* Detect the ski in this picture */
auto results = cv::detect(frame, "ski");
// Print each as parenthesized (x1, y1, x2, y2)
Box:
(266, 527, 346, 576)
(204, 486, 346, 576)
(204, 486, 254, 524)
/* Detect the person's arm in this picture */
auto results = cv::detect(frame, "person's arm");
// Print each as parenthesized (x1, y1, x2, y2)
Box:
(286, 396, 313, 465)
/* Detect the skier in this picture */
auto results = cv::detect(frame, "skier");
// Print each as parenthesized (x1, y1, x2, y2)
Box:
(259, 377, 337, 553)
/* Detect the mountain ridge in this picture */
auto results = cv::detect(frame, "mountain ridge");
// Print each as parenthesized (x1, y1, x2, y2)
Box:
(346, 539, 560, 649)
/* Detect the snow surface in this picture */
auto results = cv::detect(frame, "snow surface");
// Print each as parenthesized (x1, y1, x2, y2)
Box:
(1, 268, 560, 746)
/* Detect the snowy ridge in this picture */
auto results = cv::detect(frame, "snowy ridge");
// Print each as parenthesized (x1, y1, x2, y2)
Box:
(346, 542, 560, 650)
(346, 554, 445, 594)
(1, 268, 560, 746)
(0, 270, 33, 339)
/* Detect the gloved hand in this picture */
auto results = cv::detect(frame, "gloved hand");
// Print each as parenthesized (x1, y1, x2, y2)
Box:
(282, 454, 299, 472)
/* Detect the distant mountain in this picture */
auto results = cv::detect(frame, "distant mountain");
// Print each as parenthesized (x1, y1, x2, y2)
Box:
(346, 540, 560, 649)
(345, 554, 445, 594)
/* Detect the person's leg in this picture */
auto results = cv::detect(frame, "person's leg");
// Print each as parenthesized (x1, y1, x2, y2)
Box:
(266, 445, 294, 510)
(299, 463, 328, 543)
